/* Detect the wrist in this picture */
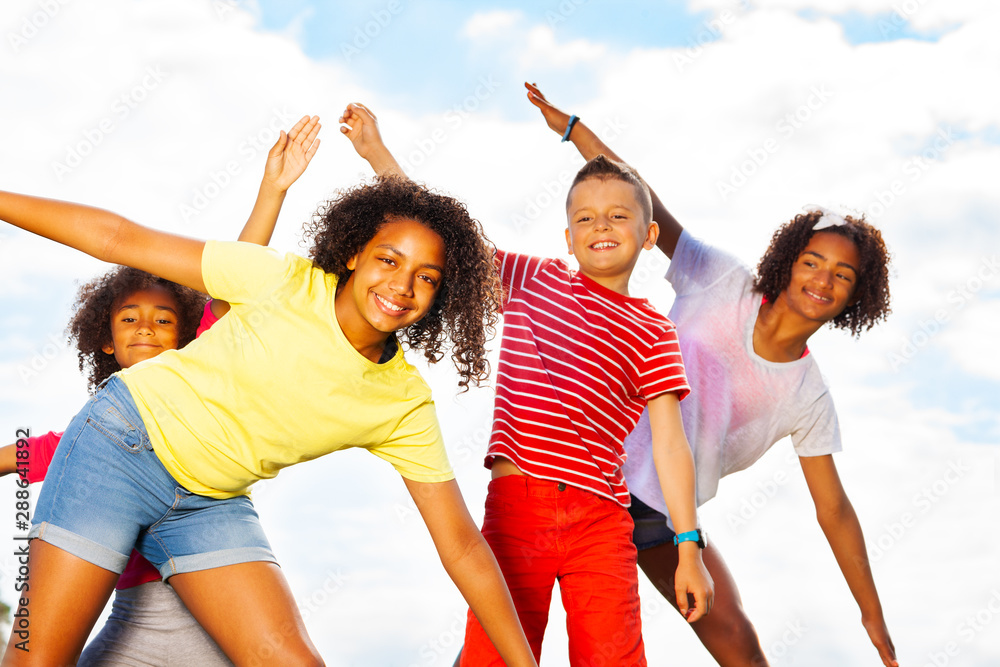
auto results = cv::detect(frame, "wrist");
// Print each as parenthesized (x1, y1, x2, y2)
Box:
(258, 179, 289, 199)
(673, 528, 707, 549)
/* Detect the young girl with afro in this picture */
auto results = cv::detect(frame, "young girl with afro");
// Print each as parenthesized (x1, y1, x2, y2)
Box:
(0, 110, 537, 666)
(1, 114, 323, 666)
(525, 83, 898, 667)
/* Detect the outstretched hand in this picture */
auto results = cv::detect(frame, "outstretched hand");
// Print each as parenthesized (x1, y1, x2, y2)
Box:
(525, 82, 573, 137)
(262, 115, 321, 192)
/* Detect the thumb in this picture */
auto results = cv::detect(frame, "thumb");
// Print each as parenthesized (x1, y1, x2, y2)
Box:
(267, 130, 288, 158)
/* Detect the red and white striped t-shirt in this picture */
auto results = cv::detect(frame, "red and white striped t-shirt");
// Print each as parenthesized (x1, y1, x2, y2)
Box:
(486, 250, 690, 506)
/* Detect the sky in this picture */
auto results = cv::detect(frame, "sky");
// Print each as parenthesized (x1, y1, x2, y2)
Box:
(0, 0, 998, 665)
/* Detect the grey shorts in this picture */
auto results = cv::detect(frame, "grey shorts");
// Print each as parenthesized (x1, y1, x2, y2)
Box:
(78, 581, 233, 667)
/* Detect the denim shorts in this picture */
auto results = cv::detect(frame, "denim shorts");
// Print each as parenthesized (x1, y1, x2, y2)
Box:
(628, 494, 677, 551)
(29, 376, 276, 578)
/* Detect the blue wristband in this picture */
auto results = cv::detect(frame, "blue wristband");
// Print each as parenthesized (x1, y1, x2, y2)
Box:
(673, 529, 707, 548)
(561, 115, 579, 142)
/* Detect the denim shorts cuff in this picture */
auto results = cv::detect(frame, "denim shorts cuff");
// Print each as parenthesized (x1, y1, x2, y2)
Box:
(162, 547, 278, 579)
(31, 522, 130, 573)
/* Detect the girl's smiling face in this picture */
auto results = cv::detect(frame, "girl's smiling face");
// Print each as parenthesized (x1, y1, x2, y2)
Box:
(336, 217, 446, 359)
(782, 231, 860, 322)
(101, 285, 181, 368)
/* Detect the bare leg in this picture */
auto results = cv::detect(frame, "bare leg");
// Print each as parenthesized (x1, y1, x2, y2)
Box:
(169, 562, 324, 667)
(638, 542, 769, 667)
(2, 540, 119, 666)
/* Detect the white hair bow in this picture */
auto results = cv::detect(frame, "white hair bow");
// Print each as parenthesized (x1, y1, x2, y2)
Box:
(804, 205, 847, 230)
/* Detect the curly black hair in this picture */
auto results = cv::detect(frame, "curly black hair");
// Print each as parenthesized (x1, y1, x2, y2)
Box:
(67, 267, 207, 392)
(303, 175, 501, 390)
(754, 210, 892, 337)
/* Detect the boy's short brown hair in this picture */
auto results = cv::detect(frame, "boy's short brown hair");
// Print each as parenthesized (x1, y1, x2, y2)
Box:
(566, 155, 653, 224)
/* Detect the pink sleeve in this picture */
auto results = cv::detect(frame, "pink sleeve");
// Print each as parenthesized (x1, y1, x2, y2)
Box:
(195, 300, 220, 338)
(20, 431, 64, 484)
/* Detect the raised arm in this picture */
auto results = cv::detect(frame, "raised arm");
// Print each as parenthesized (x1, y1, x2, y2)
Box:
(646, 391, 714, 622)
(0, 191, 206, 292)
(799, 454, 898, 667)
(402, 477, 537, 667)
(211, 114, 321, 318)
(524, 82, 685, 258)
(339, 103, 406, 179)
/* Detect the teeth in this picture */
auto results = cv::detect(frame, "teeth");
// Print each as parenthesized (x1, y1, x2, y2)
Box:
(592, 241, 617, 249)
(376, 294, 405, 312)
(805, 289, 832, 302)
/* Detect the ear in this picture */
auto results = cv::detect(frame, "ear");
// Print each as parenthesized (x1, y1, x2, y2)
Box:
(102, 342, 115, 355)
(346, 254, 358, 271)
(565, 226, 574, 255)
(643, 221, 659, 250)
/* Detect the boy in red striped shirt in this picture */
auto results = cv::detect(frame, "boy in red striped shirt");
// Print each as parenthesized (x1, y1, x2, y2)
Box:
(339, 103, 713, 667)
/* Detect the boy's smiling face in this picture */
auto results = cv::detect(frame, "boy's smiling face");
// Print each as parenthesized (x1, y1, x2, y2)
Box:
(565, 177, 657, 295)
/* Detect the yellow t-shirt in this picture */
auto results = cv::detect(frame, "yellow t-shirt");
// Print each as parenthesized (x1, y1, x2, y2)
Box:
(119, 240, 453, 499)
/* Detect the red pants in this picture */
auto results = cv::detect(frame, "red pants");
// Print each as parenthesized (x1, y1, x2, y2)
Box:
(461, 475, 646, 667)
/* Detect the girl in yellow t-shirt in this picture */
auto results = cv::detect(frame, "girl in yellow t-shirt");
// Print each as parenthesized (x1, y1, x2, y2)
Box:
(0, 111, 536, 667)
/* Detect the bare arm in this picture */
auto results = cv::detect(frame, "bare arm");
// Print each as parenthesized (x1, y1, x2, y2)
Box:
(0, 190, 206, 292)
(211, 114, 321, 318)
(799, 454, 898, 667)
(524, 82, 685, 258)
(402, 477, 536, 667)
(0, 444, 16, 476)
(339, 103, 407, 179)
(646, 391, 714, 622)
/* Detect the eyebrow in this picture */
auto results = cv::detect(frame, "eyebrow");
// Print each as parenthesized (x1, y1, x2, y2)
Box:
(375, 244, 444, 273)
(116, 303, 178, 314)
(803, 250, 858, 274)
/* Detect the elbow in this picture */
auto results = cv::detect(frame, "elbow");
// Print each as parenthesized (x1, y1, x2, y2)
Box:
(815, 495, 856, 532)
(98, 214, 131, 263)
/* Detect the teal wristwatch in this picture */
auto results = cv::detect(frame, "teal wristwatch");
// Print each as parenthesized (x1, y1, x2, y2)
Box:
(673, 528, 707, 549)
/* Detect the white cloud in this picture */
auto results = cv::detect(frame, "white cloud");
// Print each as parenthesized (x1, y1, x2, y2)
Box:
(461, 9, 522, 39)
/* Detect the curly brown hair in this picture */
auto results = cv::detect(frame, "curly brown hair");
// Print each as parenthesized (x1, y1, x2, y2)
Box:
(303, 175, 500, 390)
(754, 210, 892, 337)
(67, 267, 207, 392)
